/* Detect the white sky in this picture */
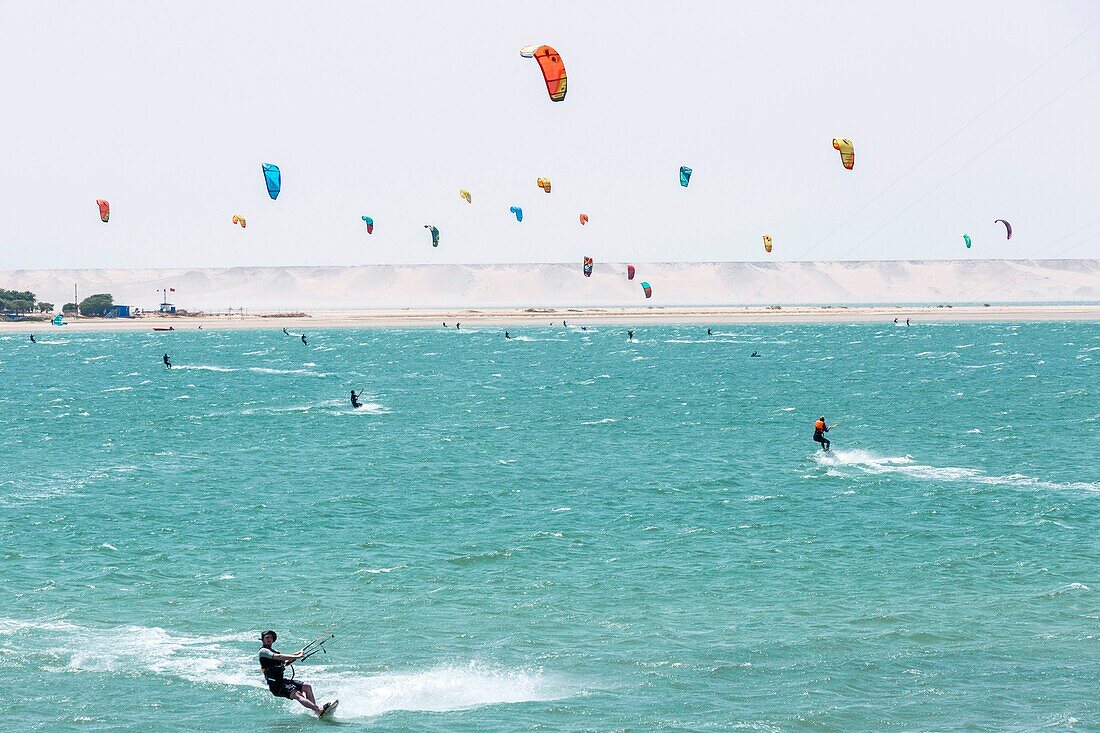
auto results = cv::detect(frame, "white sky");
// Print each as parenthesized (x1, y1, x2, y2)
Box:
(1, 0, 1099, 269)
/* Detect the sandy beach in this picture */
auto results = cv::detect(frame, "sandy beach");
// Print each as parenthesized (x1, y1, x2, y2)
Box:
(2, 304, 1097, 332)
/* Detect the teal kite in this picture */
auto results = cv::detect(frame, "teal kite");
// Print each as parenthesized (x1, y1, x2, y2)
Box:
(425, 225, 439, 247)
(262, 163, 281, 200)
(963, 233, 972, 249)
(510, 206, 523, 222)
(361, 216, 374, 234)
(679, 166, 692, 187)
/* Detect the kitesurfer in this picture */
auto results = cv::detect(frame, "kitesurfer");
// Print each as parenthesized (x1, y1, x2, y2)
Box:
(707, 328, 712, 335)
(751, 351, 760, 357)
(505, 331, 511, 339)
(163, 353, 172, 369)
(627, 329, 634, 341)
(906, 318, 911, 326)
(29, 335, 36, 343)
(813, 416, 831, 452)
(893, 318, 898, 324)
(301, 334, 308, 346)
(258, 630, 330, 716)
(443, 322, 447, 328)
(283, 328, 289, 336)
(456, 323, 460, 330)
(563, 320, 567, 327)
(351, 390, 362, 409)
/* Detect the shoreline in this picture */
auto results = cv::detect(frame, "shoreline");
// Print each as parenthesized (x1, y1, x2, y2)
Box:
(2, 304, 1098, 331)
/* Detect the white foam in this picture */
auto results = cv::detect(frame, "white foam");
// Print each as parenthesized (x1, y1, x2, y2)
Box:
(581, 418, 616, 425)
(2, 619, 260, 688)
(815, 450, 1100, 494)
(326, 662, 572, 719)
(248, 367, 329, 377)
(175, 365, 238, 373)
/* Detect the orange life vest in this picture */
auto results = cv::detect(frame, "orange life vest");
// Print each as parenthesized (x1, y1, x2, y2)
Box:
(814, 419, 825, 431)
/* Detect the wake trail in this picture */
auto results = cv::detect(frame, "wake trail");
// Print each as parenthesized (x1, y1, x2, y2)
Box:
(814, 449, 1099, 494)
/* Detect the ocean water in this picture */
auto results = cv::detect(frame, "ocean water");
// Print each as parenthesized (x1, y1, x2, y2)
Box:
(1, 321, 1097, 732)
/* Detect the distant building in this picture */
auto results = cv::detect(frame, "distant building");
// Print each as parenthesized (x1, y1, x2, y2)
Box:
(158, 288, 176, 314)
(105, 305, 133, 318)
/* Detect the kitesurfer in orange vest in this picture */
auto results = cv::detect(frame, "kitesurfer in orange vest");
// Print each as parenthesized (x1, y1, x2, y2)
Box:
(813, 417, 830, 452)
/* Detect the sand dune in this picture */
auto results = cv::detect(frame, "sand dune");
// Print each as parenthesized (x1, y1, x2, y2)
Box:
(3, 259, 1097, 312)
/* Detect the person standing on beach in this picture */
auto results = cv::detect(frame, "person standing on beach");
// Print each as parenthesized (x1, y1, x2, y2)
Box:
(163, 353, 172, 368)
(813, 416, 831, 452)
(258, 630, 330, 716)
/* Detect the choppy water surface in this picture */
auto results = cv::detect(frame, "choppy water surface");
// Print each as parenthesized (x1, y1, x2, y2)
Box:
(1, 321, 1097, 731)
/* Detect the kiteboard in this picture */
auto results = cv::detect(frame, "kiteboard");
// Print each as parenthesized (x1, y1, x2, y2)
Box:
(318, 700, 339, 719)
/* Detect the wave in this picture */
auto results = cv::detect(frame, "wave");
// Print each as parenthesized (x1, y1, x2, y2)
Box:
(814, 449, 1100, 494)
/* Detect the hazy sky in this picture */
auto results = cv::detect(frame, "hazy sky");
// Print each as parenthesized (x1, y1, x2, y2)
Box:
(1, 1, 1099, 269)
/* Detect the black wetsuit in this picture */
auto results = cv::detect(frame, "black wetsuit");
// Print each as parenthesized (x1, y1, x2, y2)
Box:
(29, 335, 36, 343)
(351, 391, 362, 409)
(627, 330, 634, 340)
(505, 332, 511, 339)
(283, 328, 289, 336)
(259, 645, 304, 699)
(813, 422, 830, 451)
(707, 329, 712, 335)
(163, 353, 172, 368)
(301, 335, 308, 346)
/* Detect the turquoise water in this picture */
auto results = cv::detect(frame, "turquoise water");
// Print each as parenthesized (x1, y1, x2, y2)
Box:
(1, 322, 1097, 731)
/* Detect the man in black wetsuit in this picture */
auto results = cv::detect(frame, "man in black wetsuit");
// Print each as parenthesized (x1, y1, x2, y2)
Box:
(505, 331, 511, 339)
(163, 353, 172, 368)
(301, 334, 308, 346)
(351, 390, 363, 409)
(627, 329, 634, 341)
(258, 630, 330, 716)
(707, 328, 712, 335)
(283, 328, 289, 336)
(29, 335, 36, 343)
